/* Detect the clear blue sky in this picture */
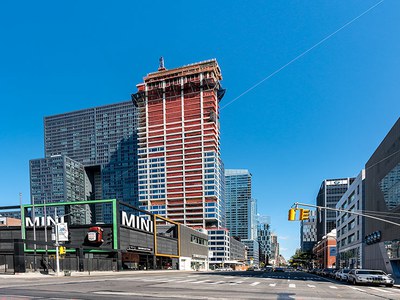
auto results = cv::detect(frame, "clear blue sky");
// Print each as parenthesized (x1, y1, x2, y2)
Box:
(1, 0, 399, 260)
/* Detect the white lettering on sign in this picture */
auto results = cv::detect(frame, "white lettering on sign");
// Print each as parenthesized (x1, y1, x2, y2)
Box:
(121, 211, 153, 233)
(25, 216, 62, 227)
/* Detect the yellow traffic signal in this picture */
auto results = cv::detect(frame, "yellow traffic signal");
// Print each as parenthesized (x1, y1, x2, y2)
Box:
(299, 209, 310, 220)
(59, 246, 66, 255)
(288, 208, 296, 221)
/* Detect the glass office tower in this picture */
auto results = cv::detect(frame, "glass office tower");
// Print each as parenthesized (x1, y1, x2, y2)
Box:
(30, 101, 138, 222)
(225, 169, 256, 240)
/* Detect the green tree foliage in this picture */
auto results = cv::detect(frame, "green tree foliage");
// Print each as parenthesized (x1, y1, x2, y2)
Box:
(289, 249, 314, 269)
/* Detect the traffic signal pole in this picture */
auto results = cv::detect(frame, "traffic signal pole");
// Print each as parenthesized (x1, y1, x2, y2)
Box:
(292, 202, 400, 227)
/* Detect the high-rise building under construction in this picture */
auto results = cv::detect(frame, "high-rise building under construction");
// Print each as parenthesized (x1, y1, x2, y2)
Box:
(132, 59, 226, 228)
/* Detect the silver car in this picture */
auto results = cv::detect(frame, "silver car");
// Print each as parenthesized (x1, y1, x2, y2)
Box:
(335, 269, 351, 281)
(347, 269, 394, 287)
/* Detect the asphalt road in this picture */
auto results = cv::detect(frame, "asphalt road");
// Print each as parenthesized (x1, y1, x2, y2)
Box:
(0, 270, 399, 300)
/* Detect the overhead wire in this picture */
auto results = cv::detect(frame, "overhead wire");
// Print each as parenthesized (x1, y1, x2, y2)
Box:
(220, 0, 385, 111)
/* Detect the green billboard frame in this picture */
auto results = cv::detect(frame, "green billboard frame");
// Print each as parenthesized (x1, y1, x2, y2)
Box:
(22, 199, 118, 251)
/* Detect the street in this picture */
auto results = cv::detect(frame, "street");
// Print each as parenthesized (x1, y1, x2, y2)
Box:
(0, 270, 399, 299)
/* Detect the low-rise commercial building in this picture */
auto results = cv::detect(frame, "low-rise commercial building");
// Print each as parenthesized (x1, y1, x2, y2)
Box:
(313, 229, 337, 269)
(0, 199, 208, 273)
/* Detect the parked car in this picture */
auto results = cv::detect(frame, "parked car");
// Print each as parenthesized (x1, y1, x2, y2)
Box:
(347, 269, 394, 287)
(273, 267, 285, 272)
(335, 269, 351, 281)
(322, 268, 337, 278)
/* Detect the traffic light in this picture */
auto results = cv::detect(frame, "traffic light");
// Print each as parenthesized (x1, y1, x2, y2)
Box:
(59, 246, 66, 255)
(299, 209, 310, 220)
(288, 209, 296, 221)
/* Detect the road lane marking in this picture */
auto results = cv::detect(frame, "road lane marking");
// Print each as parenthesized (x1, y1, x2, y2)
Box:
(329, 286, 338, 289)
(208, 281, 224, 285)
(307, 284, 316, 288)
(347, 286, 365, 292)
(289, 283, 296, 288)
(94, 291, 221, 299)
(269, 283, 276, 287)
(192, 280, 210, 284)
(229, 281, 243, 285)
(175, 279, 198, 283)
(188, 275, 200, 277)
(368, 287, 391, 293)
(250, 282, 260, 286)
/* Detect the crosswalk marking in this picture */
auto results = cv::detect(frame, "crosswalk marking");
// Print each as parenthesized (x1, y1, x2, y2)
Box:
(347, 286, 365, 292)
(307, 284, 316, 288)
(192, 280, 209, 284)
(269, 283, 276, 287)
(208, 281, 224, 285)
(289, 283, 296, 288)
(368, 287, 391, 293)
(250, 282, 260, 286)
(175, 279, 198, 283)
(329, 286, 338, 289)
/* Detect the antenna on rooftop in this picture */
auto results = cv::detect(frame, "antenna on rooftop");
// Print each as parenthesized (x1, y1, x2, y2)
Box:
(158, 57, 166, 71)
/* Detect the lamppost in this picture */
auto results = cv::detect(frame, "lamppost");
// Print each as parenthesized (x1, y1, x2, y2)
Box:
(32, 196, 37, 271)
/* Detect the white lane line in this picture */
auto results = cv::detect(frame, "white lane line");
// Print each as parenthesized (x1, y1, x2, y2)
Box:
(368, 287, 391, 293)
(192, 280, 210, 284)
(94, 291, 220, 299)
(329, 286, 338, 289)
(230, 281, 244, 285)
(307, 284, 316, 288)
(188, 275, 200, 277)
(250, 282, 260, 286)
(347, 286, 365, 292)
(208, 281, 224, 285)
(174, 279, 198, 283)
(289, 283, 296, 288)
(269, 283, 276, 287)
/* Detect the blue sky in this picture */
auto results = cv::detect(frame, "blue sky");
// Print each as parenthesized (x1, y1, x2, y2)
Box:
(1, 0, 399, 259)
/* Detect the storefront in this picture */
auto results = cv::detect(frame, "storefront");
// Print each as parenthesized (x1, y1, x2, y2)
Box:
(0, 199, 209, 273)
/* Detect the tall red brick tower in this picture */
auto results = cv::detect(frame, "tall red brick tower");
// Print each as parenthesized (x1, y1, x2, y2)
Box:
(132, 59, 226, 228)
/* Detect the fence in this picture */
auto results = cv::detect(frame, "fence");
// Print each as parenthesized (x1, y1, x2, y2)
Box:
(0, 254, 14, 274)
(24, 253, 117, 273)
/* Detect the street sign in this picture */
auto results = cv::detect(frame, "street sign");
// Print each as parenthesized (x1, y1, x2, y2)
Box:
(57, 223, 69, 242)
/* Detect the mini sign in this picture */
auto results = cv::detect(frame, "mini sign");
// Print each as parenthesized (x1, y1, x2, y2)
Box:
(121, 211, 153, 233)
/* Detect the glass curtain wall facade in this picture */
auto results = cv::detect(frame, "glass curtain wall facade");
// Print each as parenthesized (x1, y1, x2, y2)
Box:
(257, 222, 272, 266)
(300, 210, 317, 252)
(316, 178, 354, 241)
(29, 155, 90, 223)
(133, 59, 226, 228)
(30, 101, 138, 222)
(225, 169, 254, 240)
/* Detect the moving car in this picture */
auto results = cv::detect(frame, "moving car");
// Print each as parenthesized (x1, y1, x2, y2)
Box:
(347, 269, 394, 287)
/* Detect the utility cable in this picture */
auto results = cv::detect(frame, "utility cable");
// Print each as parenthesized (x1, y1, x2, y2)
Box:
(220, 0, 385, 111)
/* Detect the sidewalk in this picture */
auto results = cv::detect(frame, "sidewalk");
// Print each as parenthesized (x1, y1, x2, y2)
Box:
(0, 269, 193, 279)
